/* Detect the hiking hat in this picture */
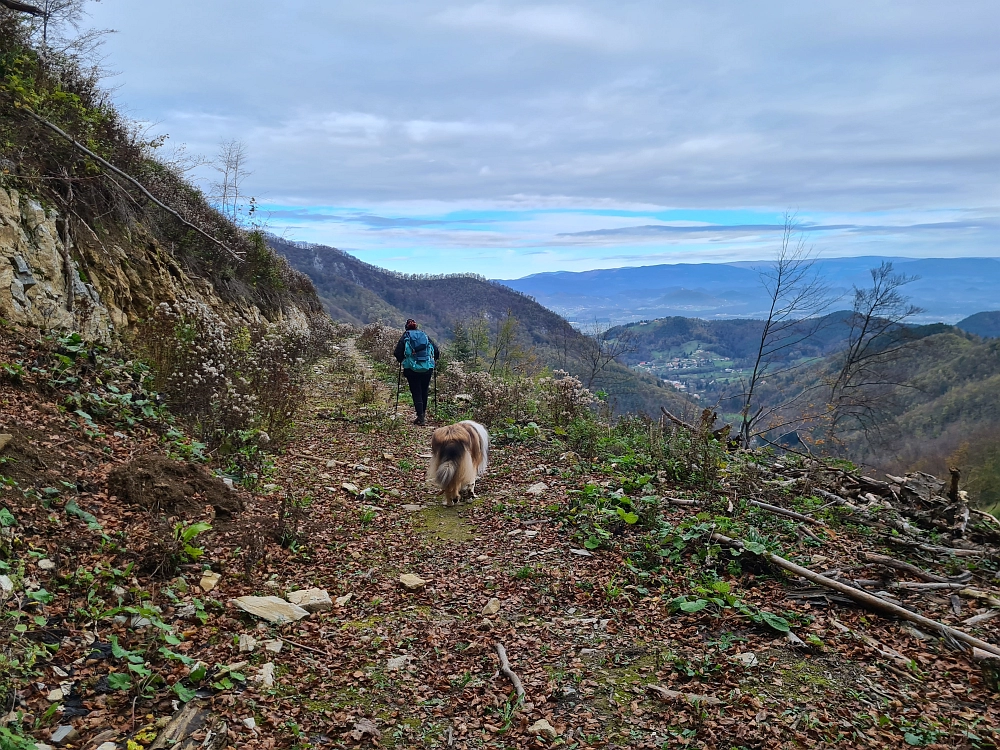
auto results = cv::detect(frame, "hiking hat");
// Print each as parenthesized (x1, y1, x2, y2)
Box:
(405, 319, 418, 330)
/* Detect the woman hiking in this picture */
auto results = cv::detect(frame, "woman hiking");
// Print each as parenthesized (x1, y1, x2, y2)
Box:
(393, 319, 440, 426)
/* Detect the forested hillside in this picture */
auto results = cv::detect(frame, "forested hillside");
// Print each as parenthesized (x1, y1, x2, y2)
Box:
(958, 311, 1000, 338)
(270, 236, 691, 416)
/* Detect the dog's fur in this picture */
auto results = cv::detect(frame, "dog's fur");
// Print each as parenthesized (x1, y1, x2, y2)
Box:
(427, 420, 490, 506)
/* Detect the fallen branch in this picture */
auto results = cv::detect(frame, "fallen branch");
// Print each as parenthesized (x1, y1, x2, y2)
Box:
(712, 532, 1000, 659)
(748, 499, 826, 527)
(19, 106, 244, 263)
(494, 643, 525, 699)
(279, 637, 327, 656)
(861, 552, 970, 584)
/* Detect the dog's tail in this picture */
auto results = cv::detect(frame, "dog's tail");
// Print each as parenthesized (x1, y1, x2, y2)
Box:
(434, 460, 458, 489)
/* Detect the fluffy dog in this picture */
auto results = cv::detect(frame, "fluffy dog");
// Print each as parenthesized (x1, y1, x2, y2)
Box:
(427, 420, 490, 506)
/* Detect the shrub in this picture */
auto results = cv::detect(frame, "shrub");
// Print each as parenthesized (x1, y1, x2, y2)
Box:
(138, 297, 328, 448)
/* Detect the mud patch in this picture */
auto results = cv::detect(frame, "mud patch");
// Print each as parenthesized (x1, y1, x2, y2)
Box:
(107, 455, 242, 517)
(0, 425, 84, 488)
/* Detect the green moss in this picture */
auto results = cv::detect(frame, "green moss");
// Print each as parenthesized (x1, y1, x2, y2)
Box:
(414, 502, 477, 542)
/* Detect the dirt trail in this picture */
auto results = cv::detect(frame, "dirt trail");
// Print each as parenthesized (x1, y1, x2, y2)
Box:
(209, 343, 999, 749)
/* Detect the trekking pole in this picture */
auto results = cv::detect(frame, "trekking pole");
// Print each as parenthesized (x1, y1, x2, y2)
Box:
(433, 367, 438, 416)
(394, 364, 402, 418)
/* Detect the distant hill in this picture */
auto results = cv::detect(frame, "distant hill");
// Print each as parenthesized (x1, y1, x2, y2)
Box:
(502, 257, 1000, 326)
(268, 237, 691, 416)
(957, 311, 1000, 338)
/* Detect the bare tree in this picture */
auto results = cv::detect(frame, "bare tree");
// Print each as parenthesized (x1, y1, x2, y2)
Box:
(824, 261, 923, 443)
(211, 139, 252, 224)
(738, 215, 832, 447)
(28, 0, 111, 63)
(580, 320, 637, 390)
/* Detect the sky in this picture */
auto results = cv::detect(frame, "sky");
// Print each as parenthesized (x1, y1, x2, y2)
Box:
(83, 1, 1000, 277)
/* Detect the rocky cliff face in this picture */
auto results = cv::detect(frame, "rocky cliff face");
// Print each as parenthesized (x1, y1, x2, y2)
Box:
(0, 187, 310, 341)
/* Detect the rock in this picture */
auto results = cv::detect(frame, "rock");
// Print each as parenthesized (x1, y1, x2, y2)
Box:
(481, 598, 501, 616)
(239, 634, 257, 653)
(221, 477, 235, 489)
(524, 530, 539, 538)
(287, 588, 333, 613)
(0, 575, 13, 595)
(35, 745, 55, 750)
(383, 452, 394, 460)
(264, 639, 283, 653)
(38, 559, 56, 571)
(175, 604, 197, 620)
(46, 688, 64, 702)
(0, 434, 11, 452)
(734, 652, 759, 667)
(335, 593, 353, 607)
(569, 548, 593, 557)
(342, 482, 360, 495)
(50, 725, 79, 745)
(527, 719, 558, 740)
(243, 717, 257, 730)
(386, 655, 412, 671)
(350, 719, 380, 741)
(388, 489, 401, 497)
(526, 482, 548, 496)
(95, 743, 118, 750)
(199, 571, 221, 592)
(476, 554, 489, 561)
(402, 504, 423, 511)
(399, 574, 427, 592)
(255, 662, 275, 689)
(231, 596, 309, 624)
(262, 484, 279, 493)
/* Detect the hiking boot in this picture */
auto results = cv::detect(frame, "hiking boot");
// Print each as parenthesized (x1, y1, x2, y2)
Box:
(415, 417, 426, 426)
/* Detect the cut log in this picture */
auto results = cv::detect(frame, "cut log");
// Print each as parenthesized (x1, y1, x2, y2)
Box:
(712, 532, 1000, 659)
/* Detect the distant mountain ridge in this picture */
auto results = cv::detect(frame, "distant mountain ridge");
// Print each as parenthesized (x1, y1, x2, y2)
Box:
(957, 311, 1000, 338)
(501, 256, 1000, 325)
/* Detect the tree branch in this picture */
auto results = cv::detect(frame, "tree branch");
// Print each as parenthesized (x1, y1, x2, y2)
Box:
(19, 106, 244, 263)
(0, 0, 43, 15)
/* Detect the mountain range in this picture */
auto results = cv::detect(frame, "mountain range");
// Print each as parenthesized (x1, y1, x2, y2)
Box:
(501, 257, 1000, 326)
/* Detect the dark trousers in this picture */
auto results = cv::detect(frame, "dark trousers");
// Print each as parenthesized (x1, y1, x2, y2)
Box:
(404, 369, 433, 419)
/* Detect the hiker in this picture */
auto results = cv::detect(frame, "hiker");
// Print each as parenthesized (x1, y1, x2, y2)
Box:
(393, 319, 440, 425)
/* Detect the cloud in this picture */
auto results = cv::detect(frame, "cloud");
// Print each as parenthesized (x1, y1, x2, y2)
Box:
(85, 0, 1000, 275)
(435, 3, 631, 49)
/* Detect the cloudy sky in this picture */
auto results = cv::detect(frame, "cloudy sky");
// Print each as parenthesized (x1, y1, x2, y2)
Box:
(86, 1, 1000, 277)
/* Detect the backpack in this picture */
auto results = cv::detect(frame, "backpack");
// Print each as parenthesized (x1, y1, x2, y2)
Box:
(403, 330, 435, 372)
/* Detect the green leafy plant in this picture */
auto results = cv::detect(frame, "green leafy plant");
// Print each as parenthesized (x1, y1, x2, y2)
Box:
(173, 522, 212, 562)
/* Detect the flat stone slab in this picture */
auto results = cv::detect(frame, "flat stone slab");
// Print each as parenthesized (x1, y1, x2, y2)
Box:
(526, 482, 548, 495)
(482, 597, 501, 616)
(287, 588, 332, 613)
(231, 596, 309, 624)
(399, 573, 427, 592)
(200, 571, 221, 592)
